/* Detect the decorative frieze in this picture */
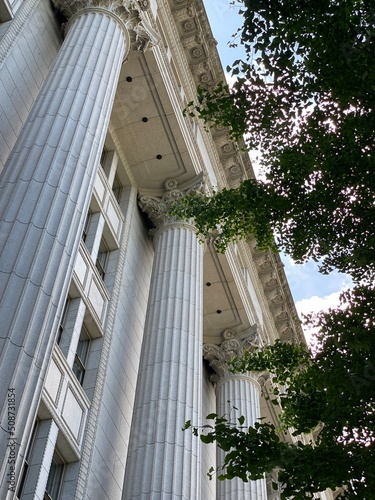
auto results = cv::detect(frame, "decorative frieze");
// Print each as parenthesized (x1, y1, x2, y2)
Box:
(181, 32, 203, 49)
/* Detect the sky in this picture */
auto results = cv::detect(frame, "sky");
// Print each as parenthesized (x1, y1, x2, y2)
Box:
(202, 1, 352, 337)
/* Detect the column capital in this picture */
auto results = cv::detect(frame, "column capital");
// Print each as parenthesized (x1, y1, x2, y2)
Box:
(138, 175, 205, 232)
(203, 325, 260, 383)
(53, 0, 160, 51)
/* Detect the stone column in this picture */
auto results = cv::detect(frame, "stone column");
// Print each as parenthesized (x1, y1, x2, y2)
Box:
(0, 1, 157, 496)
(123, 178, 204, 499)
(204, 328, 268, 500)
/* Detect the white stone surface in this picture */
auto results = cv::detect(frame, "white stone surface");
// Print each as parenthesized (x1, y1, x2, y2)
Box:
(123, 221, 203, 499)
(45, 357, 63, 404)
(216, 374, 267, 500)
(62, 387, 84, 440)
(21, 420, 58, 500)
(0, 0, 61, 173)
(83, 189, 154, 500)
(201, 365, 217, 500)
(0, 6, 127, 495)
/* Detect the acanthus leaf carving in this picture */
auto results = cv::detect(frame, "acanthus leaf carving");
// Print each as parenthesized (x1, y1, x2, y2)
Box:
(203, 326, 260, 383)
(138, 177, 205, 231)
(53, 0, 160, 51)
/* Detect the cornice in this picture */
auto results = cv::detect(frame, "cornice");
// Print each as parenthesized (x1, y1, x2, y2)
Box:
(155, 0, 226, 189)
(245, 239, 305, 344)
(161, 0, 253, 189)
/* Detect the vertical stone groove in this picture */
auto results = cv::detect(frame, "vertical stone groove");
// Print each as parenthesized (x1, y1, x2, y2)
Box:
(216, 375, 267, 500)
(0, 8, 127, 495)
(123, 223, 203, 499)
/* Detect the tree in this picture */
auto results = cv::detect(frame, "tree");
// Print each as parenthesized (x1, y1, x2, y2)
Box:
(174, 0, 375, 283)
(175, 0, 375, 497)
(185, 287, 375, 498)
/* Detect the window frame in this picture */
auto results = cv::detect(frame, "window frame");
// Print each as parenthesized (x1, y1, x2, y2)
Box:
(95, 238, 109, 280)
(72, 326, 90, 385)
(44, 449, 65, 500)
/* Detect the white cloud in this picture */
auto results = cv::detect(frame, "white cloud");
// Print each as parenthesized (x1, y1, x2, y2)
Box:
(225, 72, 237, 86)
(296, 289, 345, 318)
(296, 284, 351, 345)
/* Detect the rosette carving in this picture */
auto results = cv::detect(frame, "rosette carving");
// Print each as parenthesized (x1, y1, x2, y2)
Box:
(53, 0, 159, 51)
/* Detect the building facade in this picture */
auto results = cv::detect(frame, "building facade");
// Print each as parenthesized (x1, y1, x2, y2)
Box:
(0, 1, 327, 499)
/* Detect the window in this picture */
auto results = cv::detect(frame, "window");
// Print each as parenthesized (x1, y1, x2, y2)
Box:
(0, 1, 12, 23)
(100, 147, 107, 168)
(16, 421, 38, 499)
(57, 298, 69, 345)
(95, 239, 109, 280)
(82, 211, 91, 243)
(112, 174, 122, 203)
(44, 450, 65, 500)
(72, 327, 90, 385)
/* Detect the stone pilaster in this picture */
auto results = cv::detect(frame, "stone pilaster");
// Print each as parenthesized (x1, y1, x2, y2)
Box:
(0, 2, 157, 496)
(204, 328, 268, 500)
(122, 179, 204, 499)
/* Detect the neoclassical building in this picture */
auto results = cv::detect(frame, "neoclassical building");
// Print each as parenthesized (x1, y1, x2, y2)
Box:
(0, 1, 330, 499)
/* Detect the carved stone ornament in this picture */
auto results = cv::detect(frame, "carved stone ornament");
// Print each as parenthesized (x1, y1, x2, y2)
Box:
(53, 0, 160, 51)
(138, 177, 205, 231)
(266, 470, 281, 498)
(203, 326, 260, 383)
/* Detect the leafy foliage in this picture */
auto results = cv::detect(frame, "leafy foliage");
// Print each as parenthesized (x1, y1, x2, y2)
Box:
(176, 0, 375, 282)
(185, 415, 361, 499)
(169, 180, 275, 253)
(187, 286, 375, 498)
(177, 1, 375, 496)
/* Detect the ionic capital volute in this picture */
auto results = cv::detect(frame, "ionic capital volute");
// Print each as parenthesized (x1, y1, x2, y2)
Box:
(138, 175, 206, 232)
(203, 325, 260, 383)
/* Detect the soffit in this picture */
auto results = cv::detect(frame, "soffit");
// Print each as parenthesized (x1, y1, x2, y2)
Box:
(203, 246, 253, 345)
(111, 50, 195, 193)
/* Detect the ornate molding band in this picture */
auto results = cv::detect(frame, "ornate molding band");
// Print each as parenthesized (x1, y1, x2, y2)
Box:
(53, 0, 160, 51)
(138, 176, 205, 231)
(0, 0, 41, 69)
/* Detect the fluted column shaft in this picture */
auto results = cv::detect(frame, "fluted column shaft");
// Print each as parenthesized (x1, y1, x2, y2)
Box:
(123, 221, 203, 499)
(216, 374, 267, 500)
(0, 7, 128, 496)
